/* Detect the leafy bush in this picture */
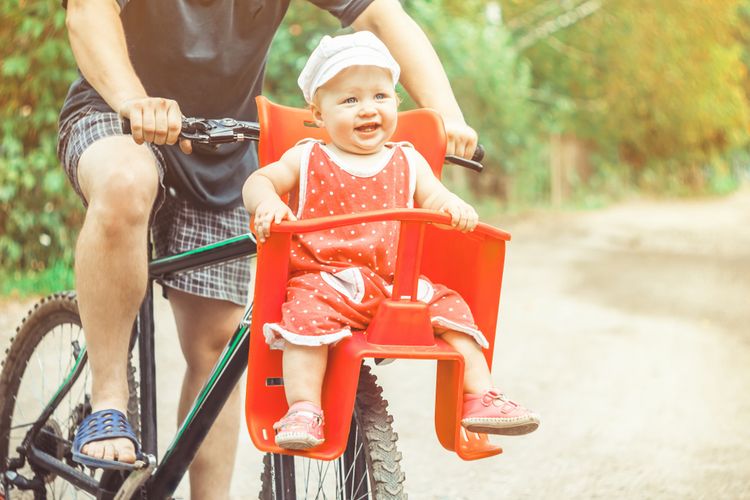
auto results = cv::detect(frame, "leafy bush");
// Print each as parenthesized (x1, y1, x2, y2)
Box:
(402, 0, 549, 206)
(264, 3, 341, 106)
(504, 0, 750, 187)
(0, 1, 83, 281)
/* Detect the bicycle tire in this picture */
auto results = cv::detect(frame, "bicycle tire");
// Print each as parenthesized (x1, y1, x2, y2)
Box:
(258, 363, 406, 499)
(0, 292, 139, 500)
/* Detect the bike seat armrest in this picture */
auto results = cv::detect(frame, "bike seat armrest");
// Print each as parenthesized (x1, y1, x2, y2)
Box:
(268, 208, 511, 242)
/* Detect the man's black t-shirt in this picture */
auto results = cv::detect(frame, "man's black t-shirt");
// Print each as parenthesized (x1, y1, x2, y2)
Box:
(60, 0, 373, 209)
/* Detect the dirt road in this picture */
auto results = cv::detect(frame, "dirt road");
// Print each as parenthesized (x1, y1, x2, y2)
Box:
(2, 189, 749, 499)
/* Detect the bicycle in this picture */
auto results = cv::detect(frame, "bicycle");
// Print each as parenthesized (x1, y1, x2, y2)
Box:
(0, 97, 503, 500)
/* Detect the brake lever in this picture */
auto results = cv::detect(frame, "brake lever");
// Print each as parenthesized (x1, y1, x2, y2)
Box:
(179, 118, 211, 143)
(122, 117, 260, 145)
(180, 118, 239, 144)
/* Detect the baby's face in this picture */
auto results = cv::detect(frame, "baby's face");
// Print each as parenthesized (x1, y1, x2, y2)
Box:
(312, 66, 398, 155)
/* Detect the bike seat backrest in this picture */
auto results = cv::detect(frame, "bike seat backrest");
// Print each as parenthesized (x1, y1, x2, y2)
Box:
(255, 95, 447, 178)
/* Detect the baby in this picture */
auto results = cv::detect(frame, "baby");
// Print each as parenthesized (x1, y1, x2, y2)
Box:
(243, 31, 539, 450)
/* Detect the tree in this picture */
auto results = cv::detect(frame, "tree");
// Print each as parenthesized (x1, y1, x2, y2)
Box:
(503, 0, 749, 171)
(402, 0, 548, 202)
(0, 0, 82, 280)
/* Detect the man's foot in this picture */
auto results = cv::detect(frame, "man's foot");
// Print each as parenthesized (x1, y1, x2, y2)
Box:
(72, 409, 143, 470)
(273, 401, 325, 450)
(461, 389, 540, 436)
(81, 436, 137, 464)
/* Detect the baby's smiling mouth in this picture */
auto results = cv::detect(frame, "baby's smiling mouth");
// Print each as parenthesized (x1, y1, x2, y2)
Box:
(355, 123, 380, 133)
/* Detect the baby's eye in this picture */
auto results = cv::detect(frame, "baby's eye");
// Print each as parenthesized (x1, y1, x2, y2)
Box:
(343, 97, 357, 104)
(375, 93, 386, 100)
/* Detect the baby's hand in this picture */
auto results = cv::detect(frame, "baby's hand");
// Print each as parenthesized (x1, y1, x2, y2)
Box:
(253, 198, 297, 243)
(439, 195, 478, 232)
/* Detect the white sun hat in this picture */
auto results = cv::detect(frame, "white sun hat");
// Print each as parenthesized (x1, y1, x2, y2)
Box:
(297, 31, 401, 104)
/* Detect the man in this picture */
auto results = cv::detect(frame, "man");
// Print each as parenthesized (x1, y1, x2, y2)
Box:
(60, 0, 478, 498)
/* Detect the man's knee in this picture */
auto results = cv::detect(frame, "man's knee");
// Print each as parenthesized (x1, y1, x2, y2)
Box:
(79, 137, 160, 231)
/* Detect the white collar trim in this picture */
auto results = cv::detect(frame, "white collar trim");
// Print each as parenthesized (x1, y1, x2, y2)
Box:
(320, 144, 398, 178)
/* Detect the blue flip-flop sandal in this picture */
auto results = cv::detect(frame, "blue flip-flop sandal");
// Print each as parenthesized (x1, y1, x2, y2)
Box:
(72, 409, 144, 470)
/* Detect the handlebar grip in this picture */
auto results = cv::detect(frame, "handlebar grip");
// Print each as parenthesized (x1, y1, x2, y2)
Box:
(120, 117, 190, 136)
(445, 144, 485, 172)
(472, 144, 485, 163)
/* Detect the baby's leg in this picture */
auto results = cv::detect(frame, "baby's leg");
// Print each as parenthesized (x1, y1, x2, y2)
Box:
(439, 329, 492, 394)
(439, 328, 540, 436)
(282, 343, 328, 406)
(275, 343, 328, 449)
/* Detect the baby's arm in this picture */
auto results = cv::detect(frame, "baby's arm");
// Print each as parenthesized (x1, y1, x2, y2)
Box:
(242, 146, 303, 242)
(412, 151, 479, 232)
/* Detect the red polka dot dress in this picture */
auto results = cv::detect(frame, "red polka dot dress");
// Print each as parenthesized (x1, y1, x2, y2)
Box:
(263, 141, 488, 350)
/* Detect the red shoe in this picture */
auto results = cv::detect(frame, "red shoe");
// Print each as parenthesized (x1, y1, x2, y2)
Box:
(273, 401, 325, 450)
(461, 389, 540, 436)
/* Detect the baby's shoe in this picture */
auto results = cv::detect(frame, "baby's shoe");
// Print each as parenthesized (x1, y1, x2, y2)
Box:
(273, 401, 325, 450)
(461, 389, 540, 436)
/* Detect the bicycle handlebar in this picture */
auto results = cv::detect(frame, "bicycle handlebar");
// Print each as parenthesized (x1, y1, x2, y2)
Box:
(121, 117, 485, 171)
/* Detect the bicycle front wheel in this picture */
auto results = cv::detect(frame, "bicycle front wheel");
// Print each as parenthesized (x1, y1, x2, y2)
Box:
(0, 293, 139, 500)
(259, 363, 405, 499)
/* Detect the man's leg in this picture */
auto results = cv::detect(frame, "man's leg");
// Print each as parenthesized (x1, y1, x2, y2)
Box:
(169, 289, 244, 500)
(75, 136, 160, 463)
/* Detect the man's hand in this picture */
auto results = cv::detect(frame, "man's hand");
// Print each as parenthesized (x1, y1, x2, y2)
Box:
(118, 97, 192, 154)
(437, 194, 479, 233)
(444, 118, 478, 160)
(253, 198, 297, 243)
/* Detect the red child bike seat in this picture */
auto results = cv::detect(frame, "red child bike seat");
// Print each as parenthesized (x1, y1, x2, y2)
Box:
(245, 96, 510, 461)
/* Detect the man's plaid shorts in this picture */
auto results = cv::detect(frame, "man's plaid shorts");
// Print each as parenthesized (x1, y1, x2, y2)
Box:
(58, 107, 252, 306)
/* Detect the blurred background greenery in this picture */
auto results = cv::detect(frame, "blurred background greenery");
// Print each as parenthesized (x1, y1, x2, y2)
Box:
(2, 0, 749, 295)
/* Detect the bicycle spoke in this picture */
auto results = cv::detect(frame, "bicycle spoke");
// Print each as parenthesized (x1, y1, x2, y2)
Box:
(14, 375, 29, 432)
(38, 338, 47, 399)
(352, 465, 368, 500)
(313, 459, 324, 499)
(9, 421, 35, 431)
(346, 423, 363, 499)
(336, 457, 345, 499)
(323, 459, 335, 499)
(58, 325, 63, 384)
(304, 457, 312, 498)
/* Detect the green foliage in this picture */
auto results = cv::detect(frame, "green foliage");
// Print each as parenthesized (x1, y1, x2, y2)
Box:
(264, 3, 343, 107)
(0, 0, 83, 285)
(0, 260, 75, 298)
(403, 0, 549, 205)
(503, 0, 750, 186)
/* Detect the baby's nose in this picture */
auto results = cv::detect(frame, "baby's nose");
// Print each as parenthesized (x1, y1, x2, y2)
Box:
(358, 104, 377, 116)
